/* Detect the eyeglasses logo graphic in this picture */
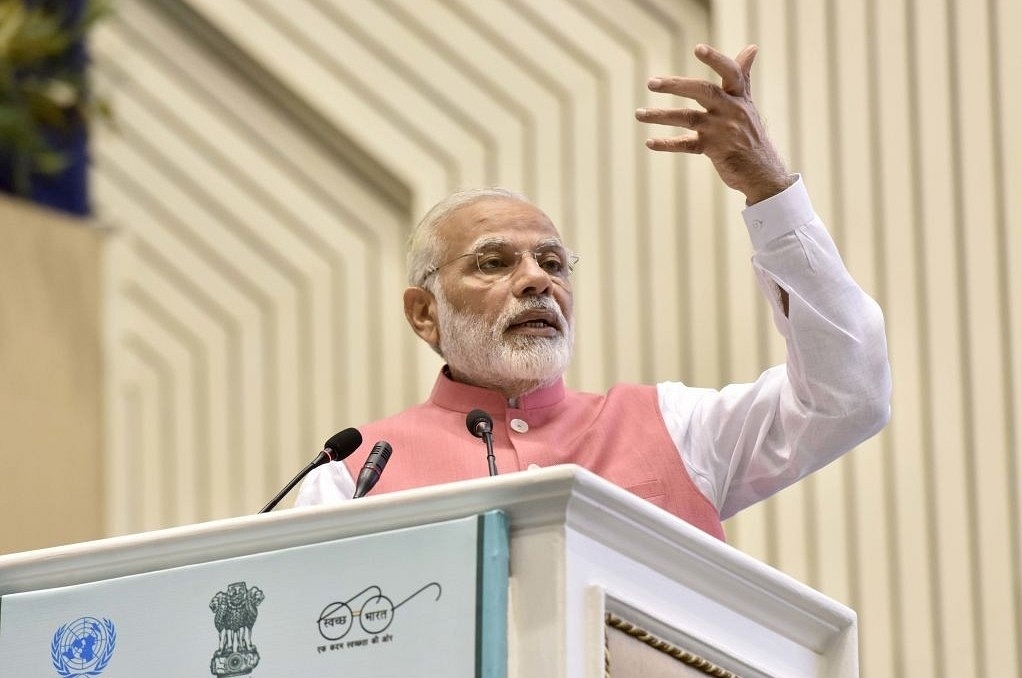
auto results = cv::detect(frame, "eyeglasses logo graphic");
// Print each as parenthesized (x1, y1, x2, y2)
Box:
(317, 583, 442, 641)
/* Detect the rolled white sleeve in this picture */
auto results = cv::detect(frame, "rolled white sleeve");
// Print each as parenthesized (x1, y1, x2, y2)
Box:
(659, 177, 892, 519)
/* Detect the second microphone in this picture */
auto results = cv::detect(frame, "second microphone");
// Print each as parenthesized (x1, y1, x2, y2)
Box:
(352, 440, 393, 498)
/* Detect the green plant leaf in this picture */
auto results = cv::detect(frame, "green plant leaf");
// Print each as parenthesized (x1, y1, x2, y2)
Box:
(0, 0, 116, 195)
(24, 85, 69, 127)
(33, 149, 69, 175)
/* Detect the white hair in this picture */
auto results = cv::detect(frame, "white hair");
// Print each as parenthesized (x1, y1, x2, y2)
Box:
(407, 187, 529, 289)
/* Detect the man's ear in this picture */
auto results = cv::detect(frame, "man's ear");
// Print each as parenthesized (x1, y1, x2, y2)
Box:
(403, 286, 440, 349)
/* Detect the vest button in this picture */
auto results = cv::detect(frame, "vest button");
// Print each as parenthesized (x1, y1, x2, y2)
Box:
(510, 418, 529, 433)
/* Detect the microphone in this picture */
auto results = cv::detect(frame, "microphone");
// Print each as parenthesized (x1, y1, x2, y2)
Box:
(466, 409, 498, 477)
(259, 428, 363, 513)
(352, 441, 394, 499)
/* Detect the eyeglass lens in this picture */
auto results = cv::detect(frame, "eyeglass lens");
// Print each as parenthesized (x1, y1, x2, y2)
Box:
(474, 246, 573, 279)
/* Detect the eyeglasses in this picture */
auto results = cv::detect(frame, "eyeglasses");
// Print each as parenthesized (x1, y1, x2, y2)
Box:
(423, 244, 580, 283)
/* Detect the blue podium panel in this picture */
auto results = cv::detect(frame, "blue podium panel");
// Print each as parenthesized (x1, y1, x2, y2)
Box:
(0, 511, 509, 678)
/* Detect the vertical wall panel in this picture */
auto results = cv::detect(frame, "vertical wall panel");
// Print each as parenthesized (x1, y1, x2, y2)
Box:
(953, 0, 1017, 671)
(872, 0, 940, 673)
(995, 0, 1022, 670)
(915, 0, 981, 669)
(0, 200, 104, 554)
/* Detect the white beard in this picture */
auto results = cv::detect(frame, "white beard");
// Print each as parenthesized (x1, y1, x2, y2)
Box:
(434, 288, 574, 396)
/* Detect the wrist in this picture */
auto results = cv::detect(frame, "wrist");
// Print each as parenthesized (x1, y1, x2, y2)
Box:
(743, 172, 797, 205)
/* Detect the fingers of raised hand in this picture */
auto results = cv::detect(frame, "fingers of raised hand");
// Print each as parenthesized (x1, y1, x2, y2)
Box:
(694, 43, 757, 96)
(635, 105, 707, 155)
(634, 107, 708, 131)
(646, 76, 724, 109)
(643, 136, 703, 154)
(733, 44, 759, 90)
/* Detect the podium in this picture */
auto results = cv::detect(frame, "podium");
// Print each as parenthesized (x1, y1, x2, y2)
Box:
(0, 465, 857, 677)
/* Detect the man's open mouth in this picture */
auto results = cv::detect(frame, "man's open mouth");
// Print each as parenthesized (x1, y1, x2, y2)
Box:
(507, 310, 560, 332)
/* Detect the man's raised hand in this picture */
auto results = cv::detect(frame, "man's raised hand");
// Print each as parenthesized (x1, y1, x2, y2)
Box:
(635, 44, 793, 205)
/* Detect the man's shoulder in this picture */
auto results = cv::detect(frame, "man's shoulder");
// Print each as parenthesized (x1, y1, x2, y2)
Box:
(565, 381, 659, 407)
(358, 399, 440, 434)
(607, 381, 659, 394)
(354, 398, 481, 450)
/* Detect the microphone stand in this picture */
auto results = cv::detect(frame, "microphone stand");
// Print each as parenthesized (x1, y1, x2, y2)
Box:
(466, 409, 498, 477)
(258, 428, 363, 513)
(259, 459, 319, 513)
(483, 432, 497, 477)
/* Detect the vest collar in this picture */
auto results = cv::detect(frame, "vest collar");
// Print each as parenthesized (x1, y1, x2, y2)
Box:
(430, 366, 566, 413)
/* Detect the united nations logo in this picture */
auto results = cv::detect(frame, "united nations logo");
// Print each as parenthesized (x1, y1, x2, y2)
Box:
(209, 581, 265, 677)
(50, 617, 116, 678)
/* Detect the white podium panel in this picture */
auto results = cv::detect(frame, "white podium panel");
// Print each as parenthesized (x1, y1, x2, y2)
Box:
(0, 465, 857, 678)
(0, 513, 508, 677)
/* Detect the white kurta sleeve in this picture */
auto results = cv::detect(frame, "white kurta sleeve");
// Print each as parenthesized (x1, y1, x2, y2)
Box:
(658, 177, 891, 519)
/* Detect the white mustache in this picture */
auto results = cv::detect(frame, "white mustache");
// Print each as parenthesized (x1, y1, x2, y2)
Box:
(497, 296, 567, 332)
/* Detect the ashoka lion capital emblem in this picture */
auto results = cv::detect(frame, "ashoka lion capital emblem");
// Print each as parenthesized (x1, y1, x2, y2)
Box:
(209, 581, 265, 677)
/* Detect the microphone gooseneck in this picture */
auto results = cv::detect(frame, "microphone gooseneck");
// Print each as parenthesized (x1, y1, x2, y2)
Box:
(466, 409, 498, 477)
(352, 440, 394, 499)
(259, 428, 364, 513)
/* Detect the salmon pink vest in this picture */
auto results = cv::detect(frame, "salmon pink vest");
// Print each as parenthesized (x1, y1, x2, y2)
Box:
(344, 370, 726, 540)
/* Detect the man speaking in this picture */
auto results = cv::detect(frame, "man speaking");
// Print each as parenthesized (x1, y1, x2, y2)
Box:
(296, 44, 891, 539)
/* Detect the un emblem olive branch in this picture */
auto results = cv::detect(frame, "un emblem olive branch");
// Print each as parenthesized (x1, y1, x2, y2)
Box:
(50, 618, 117, 678)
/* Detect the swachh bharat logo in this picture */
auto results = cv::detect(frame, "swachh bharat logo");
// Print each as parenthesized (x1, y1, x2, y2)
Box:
(50, 617, 117, 677)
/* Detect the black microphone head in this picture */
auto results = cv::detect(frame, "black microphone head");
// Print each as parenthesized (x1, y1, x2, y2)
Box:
(368, 440, 393, 464)
(466, 409, 493, 438)
(324, 428, 363, 462)
(352, 440, 394, 499)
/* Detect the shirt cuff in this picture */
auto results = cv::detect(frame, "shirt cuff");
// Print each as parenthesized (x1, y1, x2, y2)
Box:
(741, 175, 816, 251)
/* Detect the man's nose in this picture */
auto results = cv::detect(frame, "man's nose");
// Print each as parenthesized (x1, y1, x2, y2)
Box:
(511, 251, 552, 295)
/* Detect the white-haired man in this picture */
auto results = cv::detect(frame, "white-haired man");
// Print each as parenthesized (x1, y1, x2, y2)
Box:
(296, 45, 891, 539)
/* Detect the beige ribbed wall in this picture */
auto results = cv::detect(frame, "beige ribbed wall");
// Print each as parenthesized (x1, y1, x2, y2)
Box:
(0, 199, 104, 554)
(88, 1, 1020, 676)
